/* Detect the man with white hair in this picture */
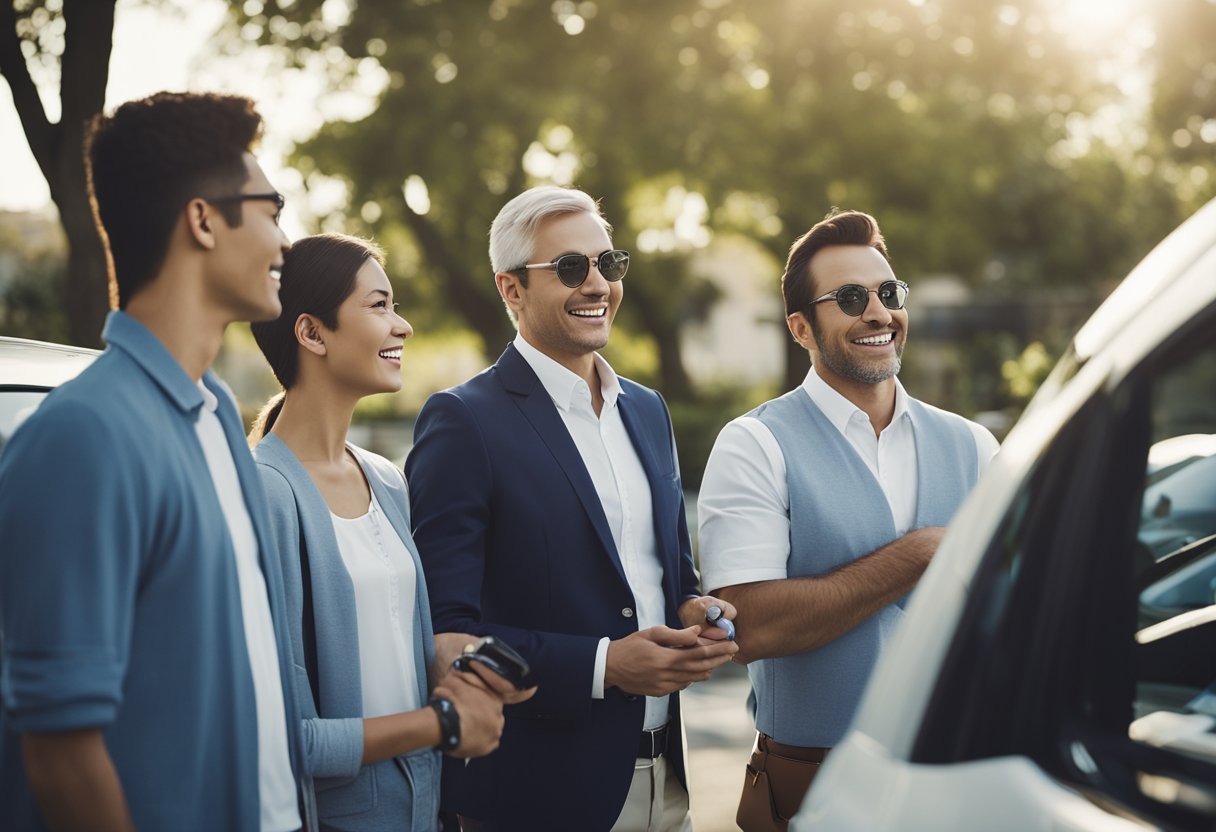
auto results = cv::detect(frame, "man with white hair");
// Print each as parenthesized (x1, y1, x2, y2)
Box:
(407, 186, 738, 831)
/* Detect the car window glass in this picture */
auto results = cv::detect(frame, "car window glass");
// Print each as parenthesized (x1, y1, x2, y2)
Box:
(1139, 348, 1216, 564)
(0, 390, 49, 458)
(1129, 334, 1216, 780)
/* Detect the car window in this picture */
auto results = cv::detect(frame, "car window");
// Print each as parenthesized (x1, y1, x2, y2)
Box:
(1139, 349, 1216, 563)
(1130, 343, 1216, 760)
(0, 390, 50, 458)
(1104, 314, 1216, 825)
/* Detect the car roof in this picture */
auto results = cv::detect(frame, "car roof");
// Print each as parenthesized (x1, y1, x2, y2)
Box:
(0, 336, 100, 389)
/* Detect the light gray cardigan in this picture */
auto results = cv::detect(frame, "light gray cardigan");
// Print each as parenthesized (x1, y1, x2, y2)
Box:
(255, 434, 441, 831)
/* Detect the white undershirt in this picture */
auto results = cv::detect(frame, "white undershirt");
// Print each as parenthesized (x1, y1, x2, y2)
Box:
(697, 367, 1000, 594)
(194, 382, 300, 832)
(514, 335, 669, 731)
(331, 486, 421, 717)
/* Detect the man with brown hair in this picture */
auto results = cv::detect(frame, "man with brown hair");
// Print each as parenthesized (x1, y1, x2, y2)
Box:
(698, 209, 998, 831)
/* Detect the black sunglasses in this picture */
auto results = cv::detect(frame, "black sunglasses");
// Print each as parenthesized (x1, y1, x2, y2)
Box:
(205, 192, 286, 224)
(516, 249, 630, 288)
(809, 280, 909, 317)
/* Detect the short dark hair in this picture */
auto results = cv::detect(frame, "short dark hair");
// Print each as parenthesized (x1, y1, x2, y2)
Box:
(85, 92, 264, 308)
(781, 209, 889, 316)
(249, 234, 385, 441)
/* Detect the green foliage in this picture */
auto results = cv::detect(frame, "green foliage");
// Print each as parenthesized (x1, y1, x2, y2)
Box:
(0, 257, 68, 342)
(212, 0, 1216, 422)
(668, 386, 769, 491)
(0, 214, 68, 342)
(1147, 0, 1216, 212)
(1002, 340, 1056, 404)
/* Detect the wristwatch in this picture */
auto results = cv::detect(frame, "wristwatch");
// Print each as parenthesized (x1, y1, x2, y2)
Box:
(428, 695, 461, 751)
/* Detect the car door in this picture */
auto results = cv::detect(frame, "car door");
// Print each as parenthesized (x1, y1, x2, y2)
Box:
(903, 294, 1216, 831)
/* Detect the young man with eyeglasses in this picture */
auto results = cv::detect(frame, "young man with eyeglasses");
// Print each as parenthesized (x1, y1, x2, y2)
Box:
(406, 186, 738, 831)
(697, 209, 999, 832)
(0, 92, 302, 830)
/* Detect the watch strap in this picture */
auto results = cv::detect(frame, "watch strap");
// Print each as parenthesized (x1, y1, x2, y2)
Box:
(428, 695, 461, 751)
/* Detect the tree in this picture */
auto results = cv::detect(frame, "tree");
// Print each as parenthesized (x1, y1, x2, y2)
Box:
(229, 0, 738, 391)
(1146, 0, 1216, 213)
(1, 0, 117, 347)
(232, 0, 1165, 396)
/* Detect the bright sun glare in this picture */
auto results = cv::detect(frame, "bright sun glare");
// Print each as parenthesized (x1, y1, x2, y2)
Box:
(1054, 0, 1141, 34)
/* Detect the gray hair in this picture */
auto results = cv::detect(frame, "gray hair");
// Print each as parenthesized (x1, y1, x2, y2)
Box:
(489, 186, 613, 277)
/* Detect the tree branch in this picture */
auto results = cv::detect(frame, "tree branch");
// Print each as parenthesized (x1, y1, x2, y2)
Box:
(0, 2, 56, 175)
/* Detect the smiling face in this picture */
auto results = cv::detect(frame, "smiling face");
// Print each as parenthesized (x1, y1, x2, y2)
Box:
(804, 244, 907, 389)
(204, 153, 290, 323)
(320, 258, 412, 397)
(503, 210, 623, 372)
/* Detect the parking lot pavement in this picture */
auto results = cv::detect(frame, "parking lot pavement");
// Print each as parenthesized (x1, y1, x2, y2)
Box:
(683, 661, 755, 832)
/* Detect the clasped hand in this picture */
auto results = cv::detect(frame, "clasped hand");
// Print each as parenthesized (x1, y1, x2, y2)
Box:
(605, 599, 739, 697)
(431, 633, 538, 757)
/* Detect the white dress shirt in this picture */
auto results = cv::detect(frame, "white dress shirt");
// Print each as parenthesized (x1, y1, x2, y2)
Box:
(194, 382, 300, 832)
(513, 335, 670, 731)
(331, 485, 422, 718)
(697, 367, 1000, 594)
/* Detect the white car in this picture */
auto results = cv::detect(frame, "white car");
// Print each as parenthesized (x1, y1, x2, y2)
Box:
(795, 197, 1216, 831)
(0, 336, 99, 457)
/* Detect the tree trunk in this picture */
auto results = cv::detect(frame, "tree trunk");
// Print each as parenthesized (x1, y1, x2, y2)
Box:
(628, 280, 693, 400)
(60, 199, 111, 347)
(1, 0, 116, 347)
(399, 206, 516, 358)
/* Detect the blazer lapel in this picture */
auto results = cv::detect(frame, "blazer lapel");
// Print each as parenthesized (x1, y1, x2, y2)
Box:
(495, 344, 628, 585)
(617, 392, 680, 600)
(617, 391, 662, 485)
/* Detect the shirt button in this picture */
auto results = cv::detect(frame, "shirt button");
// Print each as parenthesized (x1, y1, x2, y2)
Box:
(621, 607, 634, 618)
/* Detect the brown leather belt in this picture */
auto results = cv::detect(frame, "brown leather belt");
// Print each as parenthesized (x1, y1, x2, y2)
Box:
(759, 732, 830, 763)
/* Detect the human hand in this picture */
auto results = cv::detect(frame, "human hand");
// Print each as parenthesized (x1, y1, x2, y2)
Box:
(433, 632, 480, 682)
(605, 625, 738, 697)
(457, 656, 539, 707)
(431, 670, 505, 758)
(678, 596, 737, 641)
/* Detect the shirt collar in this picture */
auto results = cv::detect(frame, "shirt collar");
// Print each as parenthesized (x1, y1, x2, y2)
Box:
(197, 379, 219, 414)
(513, 333, 622, 413)
(801, 365, 909, 437)
(102, 310, 205, 417)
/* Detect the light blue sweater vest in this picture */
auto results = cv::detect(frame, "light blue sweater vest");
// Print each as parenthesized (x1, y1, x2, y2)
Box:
(749, 388, 978, 747)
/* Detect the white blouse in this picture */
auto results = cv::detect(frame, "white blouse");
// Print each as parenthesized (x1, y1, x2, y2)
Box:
(330, 488, 421, 718)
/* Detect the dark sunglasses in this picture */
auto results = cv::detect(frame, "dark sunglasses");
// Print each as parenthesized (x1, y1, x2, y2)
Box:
(205, 192, 286, 225)
(809, 280, 909, 317)
(517, 249, 630, 288)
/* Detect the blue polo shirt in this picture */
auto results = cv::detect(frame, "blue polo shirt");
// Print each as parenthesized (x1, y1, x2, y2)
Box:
(0, 312, 301, 830)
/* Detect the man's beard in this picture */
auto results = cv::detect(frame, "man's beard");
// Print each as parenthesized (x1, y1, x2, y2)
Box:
(812, 319, 903, 384)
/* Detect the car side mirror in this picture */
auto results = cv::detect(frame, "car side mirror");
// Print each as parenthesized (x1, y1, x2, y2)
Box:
(1152, 494, 1172, 518)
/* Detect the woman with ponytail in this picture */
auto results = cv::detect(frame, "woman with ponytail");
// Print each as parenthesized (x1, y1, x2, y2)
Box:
(250, 233, 532, 831)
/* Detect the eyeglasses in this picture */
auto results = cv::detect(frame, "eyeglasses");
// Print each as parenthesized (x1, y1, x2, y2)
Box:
(205, 192, 286, 224)
(809, 280, 909, 317)
(516, 249, 630, 288)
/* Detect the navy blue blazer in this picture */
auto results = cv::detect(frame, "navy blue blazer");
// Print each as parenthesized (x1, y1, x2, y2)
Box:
(405, 343, 701, 831)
